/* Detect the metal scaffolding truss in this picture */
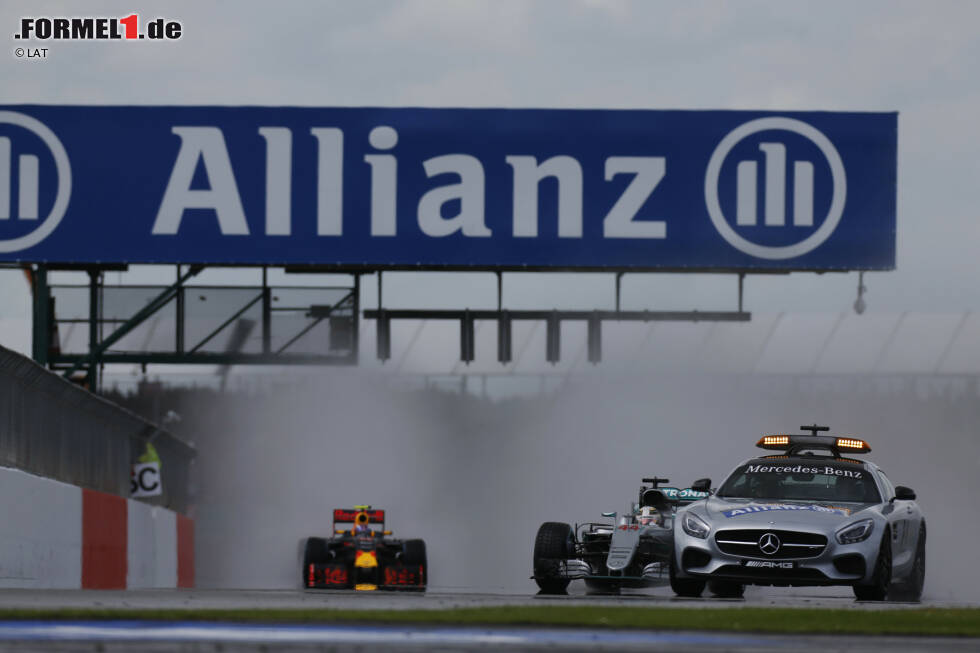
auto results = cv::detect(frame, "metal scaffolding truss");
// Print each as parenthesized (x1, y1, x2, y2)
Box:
(27, 264, 360, 392)
(364, 270, 752, 365)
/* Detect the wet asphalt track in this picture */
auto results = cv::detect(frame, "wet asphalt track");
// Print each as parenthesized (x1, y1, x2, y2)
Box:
(0, 588, 976, 651)
(0, 585, 971, 610)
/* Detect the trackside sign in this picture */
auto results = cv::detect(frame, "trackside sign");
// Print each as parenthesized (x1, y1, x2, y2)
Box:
(0, 106, 896, 270)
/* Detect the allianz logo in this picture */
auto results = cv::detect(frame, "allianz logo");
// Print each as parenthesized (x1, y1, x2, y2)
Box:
(705, 117, 847, 260)
(0, 111, 846, 258)
(0, 111, 71, 253)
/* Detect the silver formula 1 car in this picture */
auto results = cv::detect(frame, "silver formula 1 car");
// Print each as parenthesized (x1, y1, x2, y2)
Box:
(671, 426, 926, 601)
(532, 477, 710, 594)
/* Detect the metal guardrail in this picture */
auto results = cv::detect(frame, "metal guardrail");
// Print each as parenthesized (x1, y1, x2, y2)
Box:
(0, 345, 195, 514)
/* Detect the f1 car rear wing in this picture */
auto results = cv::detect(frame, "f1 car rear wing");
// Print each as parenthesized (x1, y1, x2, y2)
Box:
(640, 478, 710, 511)
(660, 487, 710, 503)
(334, 507, 385, 529)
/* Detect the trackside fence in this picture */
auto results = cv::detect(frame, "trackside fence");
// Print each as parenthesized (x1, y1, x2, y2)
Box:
(0, 345, 195, 514)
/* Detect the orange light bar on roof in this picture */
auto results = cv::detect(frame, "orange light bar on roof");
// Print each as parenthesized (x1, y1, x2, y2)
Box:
(757, 435, 790, 449)
(755, 435, 789, 449)
(836, 437, 871, 453)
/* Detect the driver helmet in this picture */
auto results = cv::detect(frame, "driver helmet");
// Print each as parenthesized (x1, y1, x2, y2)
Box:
(638, 505, 661, 526)
(353, 511, 371, 535)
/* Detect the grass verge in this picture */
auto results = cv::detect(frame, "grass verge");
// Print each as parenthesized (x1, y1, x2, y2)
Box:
(0, 606, 978, 637)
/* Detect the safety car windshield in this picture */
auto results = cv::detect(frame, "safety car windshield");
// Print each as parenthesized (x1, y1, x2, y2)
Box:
(716, 462, 880, 503)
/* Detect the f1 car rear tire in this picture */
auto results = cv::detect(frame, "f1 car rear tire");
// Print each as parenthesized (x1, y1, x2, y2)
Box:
(892, 524, 926, 602)
(533, 522, 573, 595)
(669, 552, 706, 598)
(707, 580, 745, 599)
(853, 531, 892, 601)
(302, 537, 329, 588)
(402, 539, 428, 587)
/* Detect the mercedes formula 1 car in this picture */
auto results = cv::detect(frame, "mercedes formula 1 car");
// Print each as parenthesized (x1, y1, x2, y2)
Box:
(532, 477, 710, 594)
(301, 506, 426, 591)
(671, 426, 926, 601)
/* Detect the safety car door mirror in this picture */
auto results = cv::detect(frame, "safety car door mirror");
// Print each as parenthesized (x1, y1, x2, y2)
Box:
(893, 486, 916, 501)
(690, 478, 712, 493)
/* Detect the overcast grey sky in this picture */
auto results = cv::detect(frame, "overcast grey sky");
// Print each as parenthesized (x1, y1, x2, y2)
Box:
(1, 0, 979, 358)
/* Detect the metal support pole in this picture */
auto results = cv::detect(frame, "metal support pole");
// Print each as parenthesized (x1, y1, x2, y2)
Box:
(352, 273, 361, 364)
(460, 309, 475, 363)
(546, 310, 561, 364)
(87, 269, 100, 392)
(587, 310, 602, 364)
(175, 265, 185, 354)
(497, 310, 512, 364)
(31, 264, 49, 366)
(376, 310, 391, 362)
(738, 273, 745, 312)
(375, 270, 386, 362)
(262, 266, 271, 354)
(496, 271, 502, 311)
(615, 272, 624, 313)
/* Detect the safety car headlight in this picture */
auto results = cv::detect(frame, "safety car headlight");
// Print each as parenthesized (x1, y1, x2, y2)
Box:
(681, 512, 710, 539)
(835, 518, 874, 544)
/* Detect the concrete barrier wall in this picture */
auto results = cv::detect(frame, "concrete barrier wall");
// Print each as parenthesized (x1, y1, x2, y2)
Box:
(0, 466, 192, 588)
(127, 501, 177, 589)
(0, 467, 81, 589)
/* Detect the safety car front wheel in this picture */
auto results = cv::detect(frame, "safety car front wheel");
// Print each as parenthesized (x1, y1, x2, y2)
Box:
(853, 531, 892, 601)
(669, 552, 706, 598)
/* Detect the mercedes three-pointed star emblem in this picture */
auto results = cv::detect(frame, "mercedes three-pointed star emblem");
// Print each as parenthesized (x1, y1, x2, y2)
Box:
(758, 532, 781, 555)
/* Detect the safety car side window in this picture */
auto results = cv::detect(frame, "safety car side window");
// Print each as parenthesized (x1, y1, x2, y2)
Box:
(876, 470, 895, 500)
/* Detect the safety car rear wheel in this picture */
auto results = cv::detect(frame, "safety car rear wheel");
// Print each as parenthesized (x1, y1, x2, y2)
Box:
(853, 531, 892, 601)
(533, 522, 574, 594)
(892, 525, 925, 602)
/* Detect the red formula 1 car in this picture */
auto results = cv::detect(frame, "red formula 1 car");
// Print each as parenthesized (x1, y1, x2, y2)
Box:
(301, 506, 427, 591)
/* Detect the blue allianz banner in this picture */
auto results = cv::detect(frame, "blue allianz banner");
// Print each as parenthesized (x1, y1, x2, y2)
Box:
(0, 106, 896, 270)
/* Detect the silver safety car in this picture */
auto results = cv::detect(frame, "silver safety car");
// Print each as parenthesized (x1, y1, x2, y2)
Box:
(671, 425, 926, 601)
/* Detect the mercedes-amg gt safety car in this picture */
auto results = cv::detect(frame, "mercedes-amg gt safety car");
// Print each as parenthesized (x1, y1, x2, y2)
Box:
(301, 506, 426, 591)
(671, 426, 925, 601)
(532, 477, 710, 594)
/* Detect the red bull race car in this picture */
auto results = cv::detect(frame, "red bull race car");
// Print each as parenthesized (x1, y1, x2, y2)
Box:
(301, 506, 427, 591)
